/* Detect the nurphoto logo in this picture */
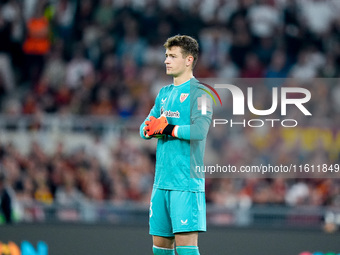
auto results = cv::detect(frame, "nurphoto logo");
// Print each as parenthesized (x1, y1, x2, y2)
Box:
(198, 81, 312, 128)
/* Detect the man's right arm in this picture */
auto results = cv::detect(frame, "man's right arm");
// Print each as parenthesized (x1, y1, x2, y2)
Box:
(140, 91, 162, 139)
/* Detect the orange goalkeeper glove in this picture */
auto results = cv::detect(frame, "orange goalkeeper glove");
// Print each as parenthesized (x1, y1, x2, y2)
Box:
(145, 115, 177, 137)
(143, 125, 164, 139)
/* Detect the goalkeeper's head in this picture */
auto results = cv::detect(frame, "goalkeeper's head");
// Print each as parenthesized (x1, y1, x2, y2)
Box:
(163, 35, 199, 69)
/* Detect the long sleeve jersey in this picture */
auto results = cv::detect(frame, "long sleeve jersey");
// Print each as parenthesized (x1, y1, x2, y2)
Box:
(140, 78, 212, 192)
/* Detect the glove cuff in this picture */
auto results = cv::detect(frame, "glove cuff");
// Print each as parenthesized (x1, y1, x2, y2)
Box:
(162, 124, 176, 136)
(172, 125, 178, 137)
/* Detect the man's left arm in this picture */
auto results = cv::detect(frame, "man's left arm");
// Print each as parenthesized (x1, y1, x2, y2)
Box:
(174, 114, 212, 141)
(175, 92, 212, 141)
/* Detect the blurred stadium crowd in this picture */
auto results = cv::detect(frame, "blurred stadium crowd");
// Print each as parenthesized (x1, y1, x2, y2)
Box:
(0, 0, 340, 222)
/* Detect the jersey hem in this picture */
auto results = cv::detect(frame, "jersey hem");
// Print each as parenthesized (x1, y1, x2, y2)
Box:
(153, 185, 204, 192)
(149, 231, 175, 237)
(173, 228, 207, 234)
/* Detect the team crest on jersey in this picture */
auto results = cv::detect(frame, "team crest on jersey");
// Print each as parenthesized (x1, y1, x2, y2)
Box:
(180, 93, 189, 103)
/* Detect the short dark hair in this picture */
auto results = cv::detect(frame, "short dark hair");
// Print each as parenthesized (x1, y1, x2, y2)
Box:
(164, 35, 199, 68)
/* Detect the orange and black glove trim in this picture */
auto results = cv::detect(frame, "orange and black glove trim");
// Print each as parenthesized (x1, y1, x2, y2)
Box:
(145, 116, 176, 137)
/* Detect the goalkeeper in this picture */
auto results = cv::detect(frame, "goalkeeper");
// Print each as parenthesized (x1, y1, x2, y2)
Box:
(140, 35, 212, 255)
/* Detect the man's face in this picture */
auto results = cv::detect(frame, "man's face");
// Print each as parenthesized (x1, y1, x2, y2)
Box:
(164, 46, 189, 77)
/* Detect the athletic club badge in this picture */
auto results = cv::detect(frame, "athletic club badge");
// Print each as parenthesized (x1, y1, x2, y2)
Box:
(180, 93, 189, 103)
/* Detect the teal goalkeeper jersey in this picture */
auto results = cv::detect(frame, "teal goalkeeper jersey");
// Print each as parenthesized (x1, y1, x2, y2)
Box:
(140, 78, 212, 192)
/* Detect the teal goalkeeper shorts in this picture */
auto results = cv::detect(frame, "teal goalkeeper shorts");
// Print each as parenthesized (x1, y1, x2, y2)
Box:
(149, 188, 206, 237)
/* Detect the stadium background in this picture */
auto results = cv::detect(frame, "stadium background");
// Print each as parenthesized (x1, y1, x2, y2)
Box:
(0, 0, 339, 254)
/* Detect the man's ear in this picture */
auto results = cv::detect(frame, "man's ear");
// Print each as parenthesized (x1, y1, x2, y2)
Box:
(186, 55, 194, 67)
